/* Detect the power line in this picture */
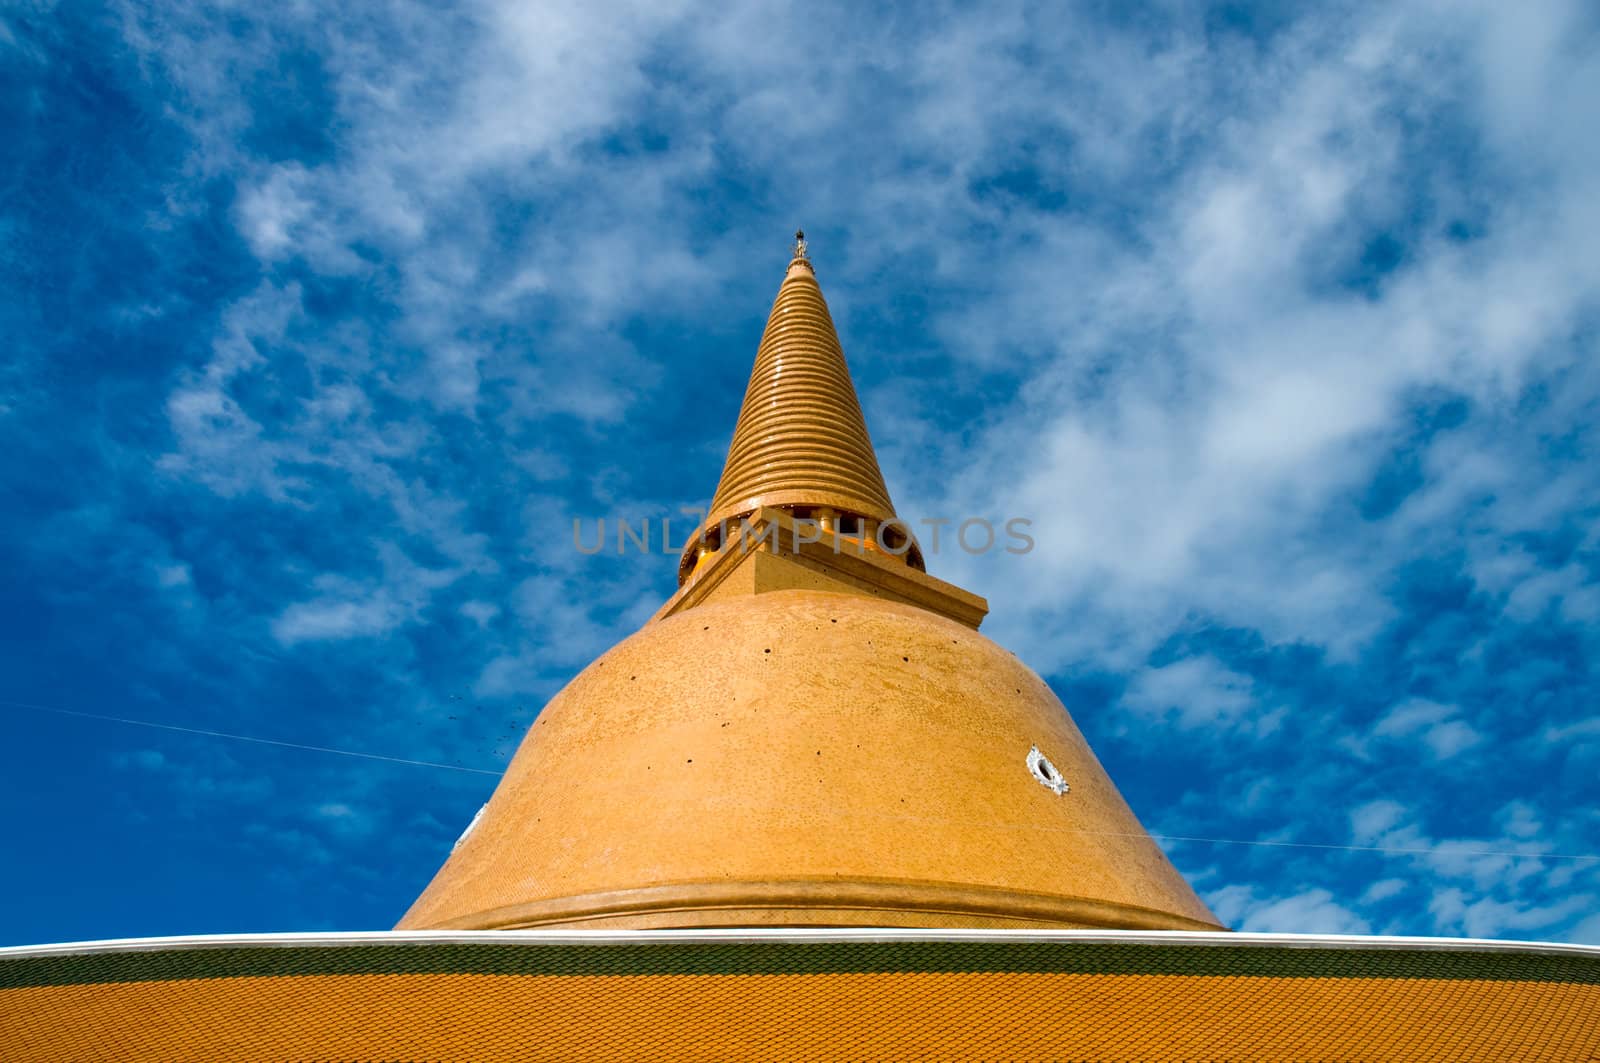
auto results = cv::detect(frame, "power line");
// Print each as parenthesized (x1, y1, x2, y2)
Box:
(0, 698, 503, 777)
(1113, 828, 1597, 864)
(4, 696, 1597, 864)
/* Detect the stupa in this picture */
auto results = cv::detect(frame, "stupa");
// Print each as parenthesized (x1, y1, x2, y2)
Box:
(398, 230, 1220, 933)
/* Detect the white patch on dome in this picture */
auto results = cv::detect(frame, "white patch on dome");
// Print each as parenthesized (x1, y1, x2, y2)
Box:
(1027, 746, 1069, 795)
(451, 804, 488, 852)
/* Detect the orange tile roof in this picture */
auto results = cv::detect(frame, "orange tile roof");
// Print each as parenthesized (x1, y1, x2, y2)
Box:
(4, 930, 1597, 1061)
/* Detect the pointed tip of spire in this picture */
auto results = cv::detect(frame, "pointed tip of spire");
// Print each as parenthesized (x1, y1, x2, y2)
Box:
(788, 228, 814, 277)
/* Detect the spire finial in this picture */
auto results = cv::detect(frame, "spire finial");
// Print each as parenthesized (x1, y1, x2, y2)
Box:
(792, 228, 808, 261)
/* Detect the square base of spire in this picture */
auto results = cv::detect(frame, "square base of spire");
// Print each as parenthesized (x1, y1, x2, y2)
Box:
(654, 507, 988, 629)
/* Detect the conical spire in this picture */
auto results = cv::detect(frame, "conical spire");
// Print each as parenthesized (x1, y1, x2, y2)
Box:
(696, 233, 897, 544)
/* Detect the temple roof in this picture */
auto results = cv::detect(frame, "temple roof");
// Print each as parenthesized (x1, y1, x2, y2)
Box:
(9, 929, 1599, 1060)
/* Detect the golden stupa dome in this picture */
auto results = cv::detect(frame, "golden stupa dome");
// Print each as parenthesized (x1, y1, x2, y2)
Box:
(402, 586, 1218, 929)
(399, 236, 1221, 932)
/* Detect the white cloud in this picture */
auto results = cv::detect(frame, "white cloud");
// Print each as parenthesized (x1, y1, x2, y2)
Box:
(1343, 795, 1588, 937)
(1207, 884, 1372, 935)
(1372, 699, 1483, 760)
(1570, 911, 1600, 946)
(459, 600, 500, 627)
(272, 545, 458, 645)
(315, 802, 374, 838)
(236, 164, 314, 260)
(1542, 716, 1600, 744)
(894, 3, 1600, 681)
(1362, 878, 1407, 905)
(130, 0, 1600, 687)
(1351, 799, 1409, 845)
(1121, 656, 1266, 733)
(273, 595, 407, 644)
(1429, 887, 1592, 940)
(154, 563, 192, 588)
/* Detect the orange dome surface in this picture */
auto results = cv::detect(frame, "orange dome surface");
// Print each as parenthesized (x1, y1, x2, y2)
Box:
(401, 588, 1218, 930)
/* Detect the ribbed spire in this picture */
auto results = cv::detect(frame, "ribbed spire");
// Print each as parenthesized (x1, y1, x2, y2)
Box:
(696, 236, 897, 539)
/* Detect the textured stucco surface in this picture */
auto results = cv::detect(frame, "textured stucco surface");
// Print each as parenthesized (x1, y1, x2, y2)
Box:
(401, 589, 1220, 930)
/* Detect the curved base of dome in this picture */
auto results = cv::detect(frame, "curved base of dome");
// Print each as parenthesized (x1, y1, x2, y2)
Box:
(412, 878, 1227, 932)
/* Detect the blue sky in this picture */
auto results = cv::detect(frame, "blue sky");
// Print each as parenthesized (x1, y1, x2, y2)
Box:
(2, 0, 1598, 946)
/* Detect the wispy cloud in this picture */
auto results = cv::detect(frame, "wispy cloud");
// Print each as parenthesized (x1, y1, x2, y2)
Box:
(1371, 698, 1482, 760)
(1208, 885, 1372, 935)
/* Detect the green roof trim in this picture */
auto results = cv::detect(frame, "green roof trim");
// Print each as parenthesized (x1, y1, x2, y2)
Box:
(6, 939, 1600, 990)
